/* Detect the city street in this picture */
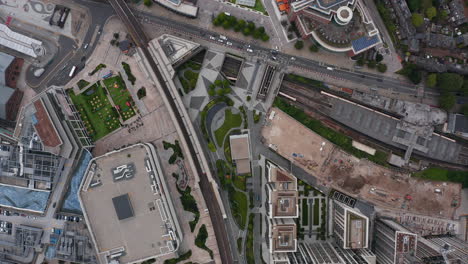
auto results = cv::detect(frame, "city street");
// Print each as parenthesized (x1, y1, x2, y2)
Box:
(133, 9, 440, 100)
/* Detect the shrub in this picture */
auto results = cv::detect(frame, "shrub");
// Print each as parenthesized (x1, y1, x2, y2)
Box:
(294, 40, 304, 50)
(367, 60, 377, 69)
(121, 62, 136, 85)
(426, 73, 437, 88)
(309, 44, 319, 52)
(246, 95, 251, 102)
(377, 63, 387, 73)
(143, 0, 152, 6)
(376, 53, 384, 62)
(195, 225, 213, 259)
(77, 79, 90, 90)
(137, 87, 146, 99)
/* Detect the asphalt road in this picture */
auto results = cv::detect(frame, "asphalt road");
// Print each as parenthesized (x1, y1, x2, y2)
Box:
(108, 0, 234, 263)
(131, 10, 444, 98)
(25, 0, 115, 91)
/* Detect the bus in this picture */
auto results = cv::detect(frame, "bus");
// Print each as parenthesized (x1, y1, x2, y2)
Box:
(69, 66, 76, 78)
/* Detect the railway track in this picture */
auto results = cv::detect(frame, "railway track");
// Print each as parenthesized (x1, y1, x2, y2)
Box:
(279, 80, 468, 170)
(108, 0, 233, 262)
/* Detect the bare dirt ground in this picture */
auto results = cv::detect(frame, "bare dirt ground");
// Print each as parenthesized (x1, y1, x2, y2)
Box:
(262, 107, 461, 219)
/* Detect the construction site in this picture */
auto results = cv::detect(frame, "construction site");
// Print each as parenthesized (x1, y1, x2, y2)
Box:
(262, 108, 461, 219)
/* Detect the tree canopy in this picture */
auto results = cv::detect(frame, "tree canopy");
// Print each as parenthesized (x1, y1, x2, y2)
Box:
(437, 73, 464, 92)
(426, 73, 437, 88)
(294, 41, 304, 50)
(462, 104, 468, 116)
(411, 13, 424, 27)
(439, 93, 456, 111)
(426, 6, 437, 20)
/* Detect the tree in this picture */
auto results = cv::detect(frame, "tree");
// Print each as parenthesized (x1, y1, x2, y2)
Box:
(110, 39, 116, 46)
(397, 63, 422, 84)
(294, 40, 304, 50)
(426, 73, 437, 88)
(437, 10, 448, 22)
(375, 53, 384, 62)
(216, 88, 224, 96)
(242, 27, 252, 36)
(213, 13, 227, 26)
(222, 20, 232, 29)
(377, 63, 387, 73)
(214, 79, 223, 87)
(411, 13, 424, 27)
(426, 6, 437, 20)
(462, 104, 468, 116)
(247, 21, 255, 30)
(222, 79, 230, 89)
(113, 33, 119, 39)
(246, 95, 251, 101)
(208, 88, 215, 97)
(309, 44, 319, 52)
(261, 34, 270, 42)
(407, 0, 421, 12)
(439, 93, 456, 111)
(143, 0, 152, 7)
(356, 57, 365, 66)
(437, 73, 464, 92)
(462, 79, 468, 96)
(368, 60, 377, 69)
(223, 87, 232, 94)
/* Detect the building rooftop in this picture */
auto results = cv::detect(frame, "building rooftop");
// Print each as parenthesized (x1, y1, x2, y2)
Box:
(269, 167, 297, 191)
(271, 221, 297, 252)
(32, 99, 62, 148)
(230, 134, 251, 174)
(112, 194, 134, 221)
(351, 35, 381, 54)
(0, 23, 43, 58)
(271, 191, 299, 218)
(79, 144, 181, 263)
(344, 208, 368, 249)
(453, 114, 468, 134)
(236, 0, 256, 7)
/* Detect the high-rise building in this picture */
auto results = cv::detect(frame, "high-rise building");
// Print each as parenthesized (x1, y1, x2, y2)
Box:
(332, 200, 369, 250)
(374, 218, 468, 264)
(374, 218, 418, 264)
(265, 161, 299, 263)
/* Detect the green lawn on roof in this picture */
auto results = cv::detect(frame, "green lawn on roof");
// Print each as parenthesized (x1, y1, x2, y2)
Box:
(68, 83, 120, 141)
(103, 75, 136, 121)
(214, 109, 242, 146)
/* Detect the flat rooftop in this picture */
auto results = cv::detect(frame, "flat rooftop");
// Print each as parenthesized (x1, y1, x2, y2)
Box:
(230, 134, 251, 174)
(33, 99, 62, 148)
(80, 144, 179, 263)
(271, 191, 298, 218)
(271, 222, 297, 252)
(345, 209, 367, 249)
(269, 167, 297, 191)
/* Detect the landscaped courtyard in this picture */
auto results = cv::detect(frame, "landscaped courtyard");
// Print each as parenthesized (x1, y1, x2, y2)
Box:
(68, 83, 120, 141)
(69, 74, 137, 141)
(214, 108, 242, 146)
(103, 75, 137, 121)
